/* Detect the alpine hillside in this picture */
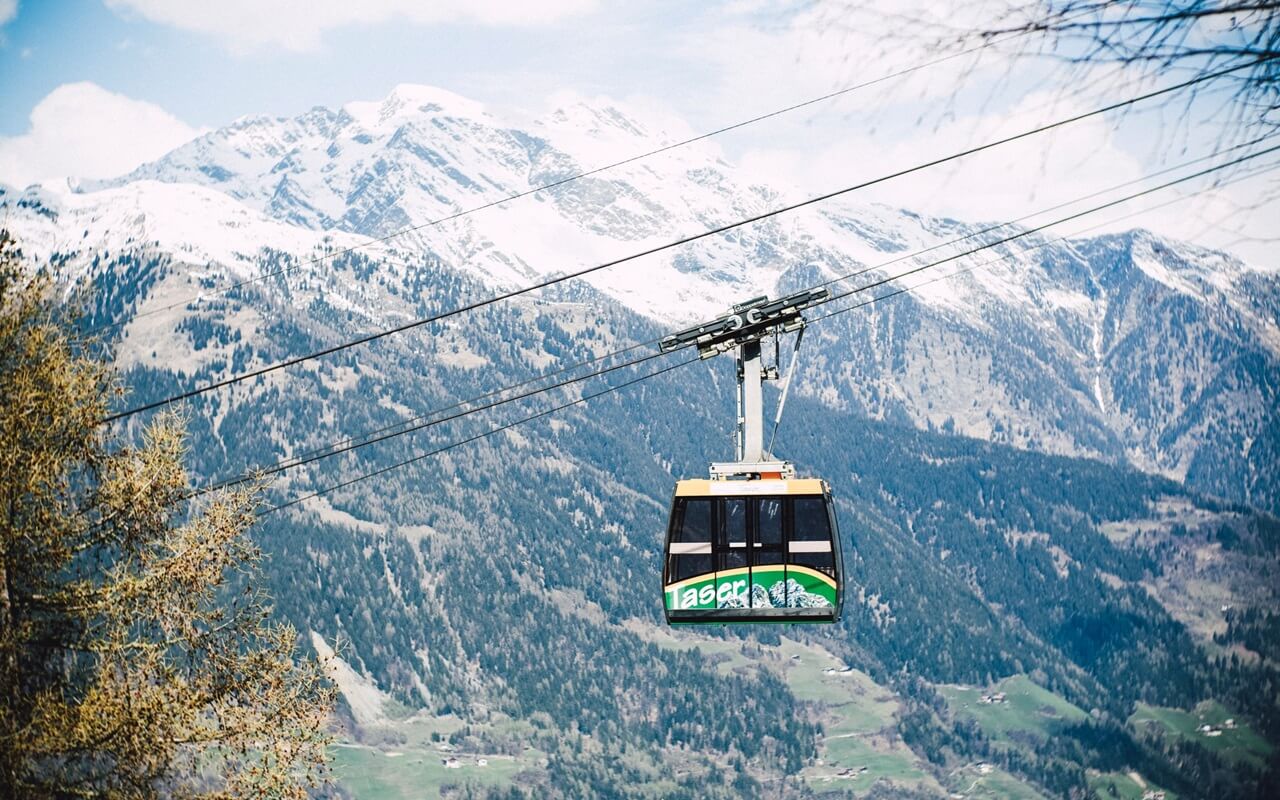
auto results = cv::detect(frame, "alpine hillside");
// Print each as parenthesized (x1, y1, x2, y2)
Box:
(2, 84, 1278, 798)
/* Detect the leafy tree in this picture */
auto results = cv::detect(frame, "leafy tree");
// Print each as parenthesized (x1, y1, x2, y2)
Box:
(0, 229, 333, 798)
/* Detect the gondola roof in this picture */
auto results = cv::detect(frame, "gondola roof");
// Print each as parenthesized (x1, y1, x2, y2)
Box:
(674, 478, 827, 496)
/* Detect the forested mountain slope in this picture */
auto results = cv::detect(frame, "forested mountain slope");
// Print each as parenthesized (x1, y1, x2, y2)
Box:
(2, 84, 1278, 797)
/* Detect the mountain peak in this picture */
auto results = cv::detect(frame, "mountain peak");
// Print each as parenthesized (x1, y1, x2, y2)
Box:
(545, 100, 647, 136)
(536, 93, 669, 149)
(344, 84, 488, 130)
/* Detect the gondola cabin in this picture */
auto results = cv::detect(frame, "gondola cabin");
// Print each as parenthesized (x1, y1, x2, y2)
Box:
(663, 475, 843, 624)
(655, 289, 841, 625)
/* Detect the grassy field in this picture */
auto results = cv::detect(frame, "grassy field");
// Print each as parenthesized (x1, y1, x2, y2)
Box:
(329, 711, 544, 799)
(332, 628, 944, 798)
(332, 742, 530, 800)
(625, 626, 937, 795)
(804, 735, 927, 793)
(948, 763, 1048, 799)
(1130, 701, 1272, 770)
(766, 637, 937, 795)
(939, 674, 1088, 744)
(1088, 770, 1178, 800)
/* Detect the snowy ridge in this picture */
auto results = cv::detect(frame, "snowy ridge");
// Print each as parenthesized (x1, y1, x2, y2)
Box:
(3, 179, 366, 286)
(50, 83, 1279, 326)
(89, 85, 982, 322)
(2, 83, 1277, 511)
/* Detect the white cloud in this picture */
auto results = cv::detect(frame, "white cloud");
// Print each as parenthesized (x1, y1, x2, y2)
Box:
(737, 88, 1142, 223)
(106, 0, 597, 52)
(675, 1, 1279, 267)
(0, 0, 17, 27)
(0, 82, 197, 188)
(682, 0, 1019, 123)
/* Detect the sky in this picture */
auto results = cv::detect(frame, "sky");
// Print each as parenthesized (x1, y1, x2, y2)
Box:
(0, 0, 1276, 265)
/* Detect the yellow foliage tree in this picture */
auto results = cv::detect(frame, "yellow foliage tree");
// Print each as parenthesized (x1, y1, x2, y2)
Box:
(0, 230, 334, 798)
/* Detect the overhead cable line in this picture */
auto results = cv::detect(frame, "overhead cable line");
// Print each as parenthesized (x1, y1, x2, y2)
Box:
(808, 130, 1280, 294)
(815, 157, 1280, 324)
(96, 23, 1135, 342)
(816, 160, 1280, 327)
(103, 57, 1270, 425)
(193, 347, 671, 496)
(819, 141, 1280, 308)
(242, 146, 1278, 508)
(96, 22, 1056, 335)
(755, 157, 1280, 448)
(264, 356, 698, 514)
(198, 135, 1272, 493)
(254, 340, 651, 474)
(260, 158, 1277, 515)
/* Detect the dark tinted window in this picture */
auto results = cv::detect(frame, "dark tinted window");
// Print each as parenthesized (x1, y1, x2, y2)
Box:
(675, 499, 712, 542)
(791, 551, 835, 575)
(756, 498, 783, 546)
(671, 553, 712, 582)
(793, 497, 831, 541)
(790, 496, 835, 575)
(718, 498, 747, 570)
(668, 499, 714, 583)
(719, 499, 746, 543)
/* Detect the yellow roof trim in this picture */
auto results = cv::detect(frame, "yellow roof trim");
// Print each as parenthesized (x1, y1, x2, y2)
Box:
(675, 478, 827, 497)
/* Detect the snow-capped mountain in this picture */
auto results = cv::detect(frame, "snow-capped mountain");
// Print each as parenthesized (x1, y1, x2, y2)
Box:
(93, 84, 960, 322)
(6, 83, 1280, 512)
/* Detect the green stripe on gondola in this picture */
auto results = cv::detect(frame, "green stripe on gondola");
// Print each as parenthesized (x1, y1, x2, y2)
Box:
(663, 564, 836, 611)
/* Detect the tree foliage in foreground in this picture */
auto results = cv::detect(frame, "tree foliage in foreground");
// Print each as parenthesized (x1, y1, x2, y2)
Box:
(0, 229, 334, 798)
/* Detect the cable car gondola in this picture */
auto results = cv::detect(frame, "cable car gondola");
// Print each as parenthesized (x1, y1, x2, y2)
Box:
(658, 291, 844, 624)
